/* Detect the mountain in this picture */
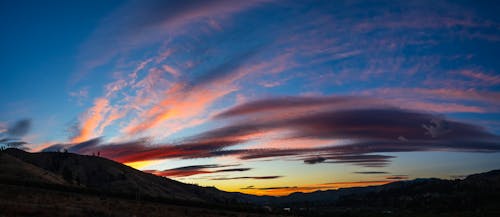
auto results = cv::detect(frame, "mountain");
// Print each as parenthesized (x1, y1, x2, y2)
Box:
(260, 170, 500, 216)
(0, 148, 278, 217)
(1, 148, 499, 217)
(0, 148, 249, 204)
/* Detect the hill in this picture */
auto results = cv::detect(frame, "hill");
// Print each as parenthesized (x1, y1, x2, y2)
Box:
(1, 148, 499, 217)
(263, 170, 500, 216)
(2, 148, 237, 203)
(0, 152, 67, 185)
(0, 148, 273, 217)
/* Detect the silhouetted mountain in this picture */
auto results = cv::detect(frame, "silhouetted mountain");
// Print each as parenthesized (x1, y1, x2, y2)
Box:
(1, 148, 499, 217)
(258, 170, 500, 216)
(0, 148, 247, 204)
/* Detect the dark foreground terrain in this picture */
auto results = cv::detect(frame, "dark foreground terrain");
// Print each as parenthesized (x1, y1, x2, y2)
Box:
(0, 149, 280, 217)
(1, 148, 500, 217)
(0, 183, 275, 217)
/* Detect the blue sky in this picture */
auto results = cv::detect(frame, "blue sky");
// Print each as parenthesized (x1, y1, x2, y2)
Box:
(1, 0, 500, 195)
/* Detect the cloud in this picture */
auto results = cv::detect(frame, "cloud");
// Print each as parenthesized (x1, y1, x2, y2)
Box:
(282, 109, 496, 141)
(76, 0, 272, 80)
(215, 95, 374, 118)
(1, 119, 31, 150)
(215, 168, 252, 172)
(66, 0, 500, 163)
(187, 47, 261, 88)
(319, 154, 394, 168)
(162, 64, 181, 77)
(69, 87, 89, 105)
(144, 164, 251, 177)
(207, 101, 498, 151)
(203, 96, 500, 166)
(354, 171, 389, 174)
(422, 117, 452, 138)
(71, 98, 111, 143)
(7, 119, 31, 137)
(304, 156, 326, 164)
(362, 88, 500, 113)
(122, 47, 262, 136)
(41, 136, 242, 163)
(40, 137, 102, 153)
(69, 0, 277, 142)
(0, 139, 28, 149)
(47, 95, 500, 169)
(385, 175, 409, 180)
(460, 70, 500, 85)
(211, 176, 282, 180)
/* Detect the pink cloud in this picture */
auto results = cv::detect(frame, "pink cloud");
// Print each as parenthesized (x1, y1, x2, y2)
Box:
(361, 88, 500, 113)
(162, 64, 181, 77)
(460, 70, 500, 85)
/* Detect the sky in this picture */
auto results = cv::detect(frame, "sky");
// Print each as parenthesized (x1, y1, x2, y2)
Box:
(1, 0, 500, 196)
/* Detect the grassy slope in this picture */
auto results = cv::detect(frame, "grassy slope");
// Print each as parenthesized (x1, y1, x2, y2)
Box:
(0, 184, 279, 217)
(0, 153, 68, 185)
(0, 150, 282, 217)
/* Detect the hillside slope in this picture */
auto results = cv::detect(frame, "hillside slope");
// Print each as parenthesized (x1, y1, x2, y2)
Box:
(2, 148, 499, 217)
(1, 148, 242, 204)
(0, 153, 68, 185)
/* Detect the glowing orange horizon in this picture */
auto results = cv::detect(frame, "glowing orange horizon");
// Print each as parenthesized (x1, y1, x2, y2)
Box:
(235, 180, 393, 196)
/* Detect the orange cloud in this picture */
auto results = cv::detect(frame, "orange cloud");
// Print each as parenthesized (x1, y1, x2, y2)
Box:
(29, 141, 60, 152)
(132, 54, 301, 138)
(72, 98, 110, 143)
(124, 82, 237, 136)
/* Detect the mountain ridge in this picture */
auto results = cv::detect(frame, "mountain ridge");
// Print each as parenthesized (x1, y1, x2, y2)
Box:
(0, 148, 248, 204)
(2, 148, 500, 216)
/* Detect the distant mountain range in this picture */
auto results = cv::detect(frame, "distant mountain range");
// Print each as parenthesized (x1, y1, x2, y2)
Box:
(1, 148, 499, 217)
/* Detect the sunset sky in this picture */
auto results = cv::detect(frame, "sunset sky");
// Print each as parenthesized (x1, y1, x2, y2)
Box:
(1, 0, 499, 196)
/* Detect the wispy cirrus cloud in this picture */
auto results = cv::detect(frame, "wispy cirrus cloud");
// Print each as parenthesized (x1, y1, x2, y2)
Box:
(459, 70, 500, 86)
(75, 0, 274, 81)
(122, 47, 263, 137)
(20, 1, 495, 191)
(67, 0, 500, 150)
(69, 87, 89, 105)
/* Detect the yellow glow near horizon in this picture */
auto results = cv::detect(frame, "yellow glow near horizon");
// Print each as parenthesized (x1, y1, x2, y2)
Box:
(125, 160, 160, 169)
(233, 180, 393, 196)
